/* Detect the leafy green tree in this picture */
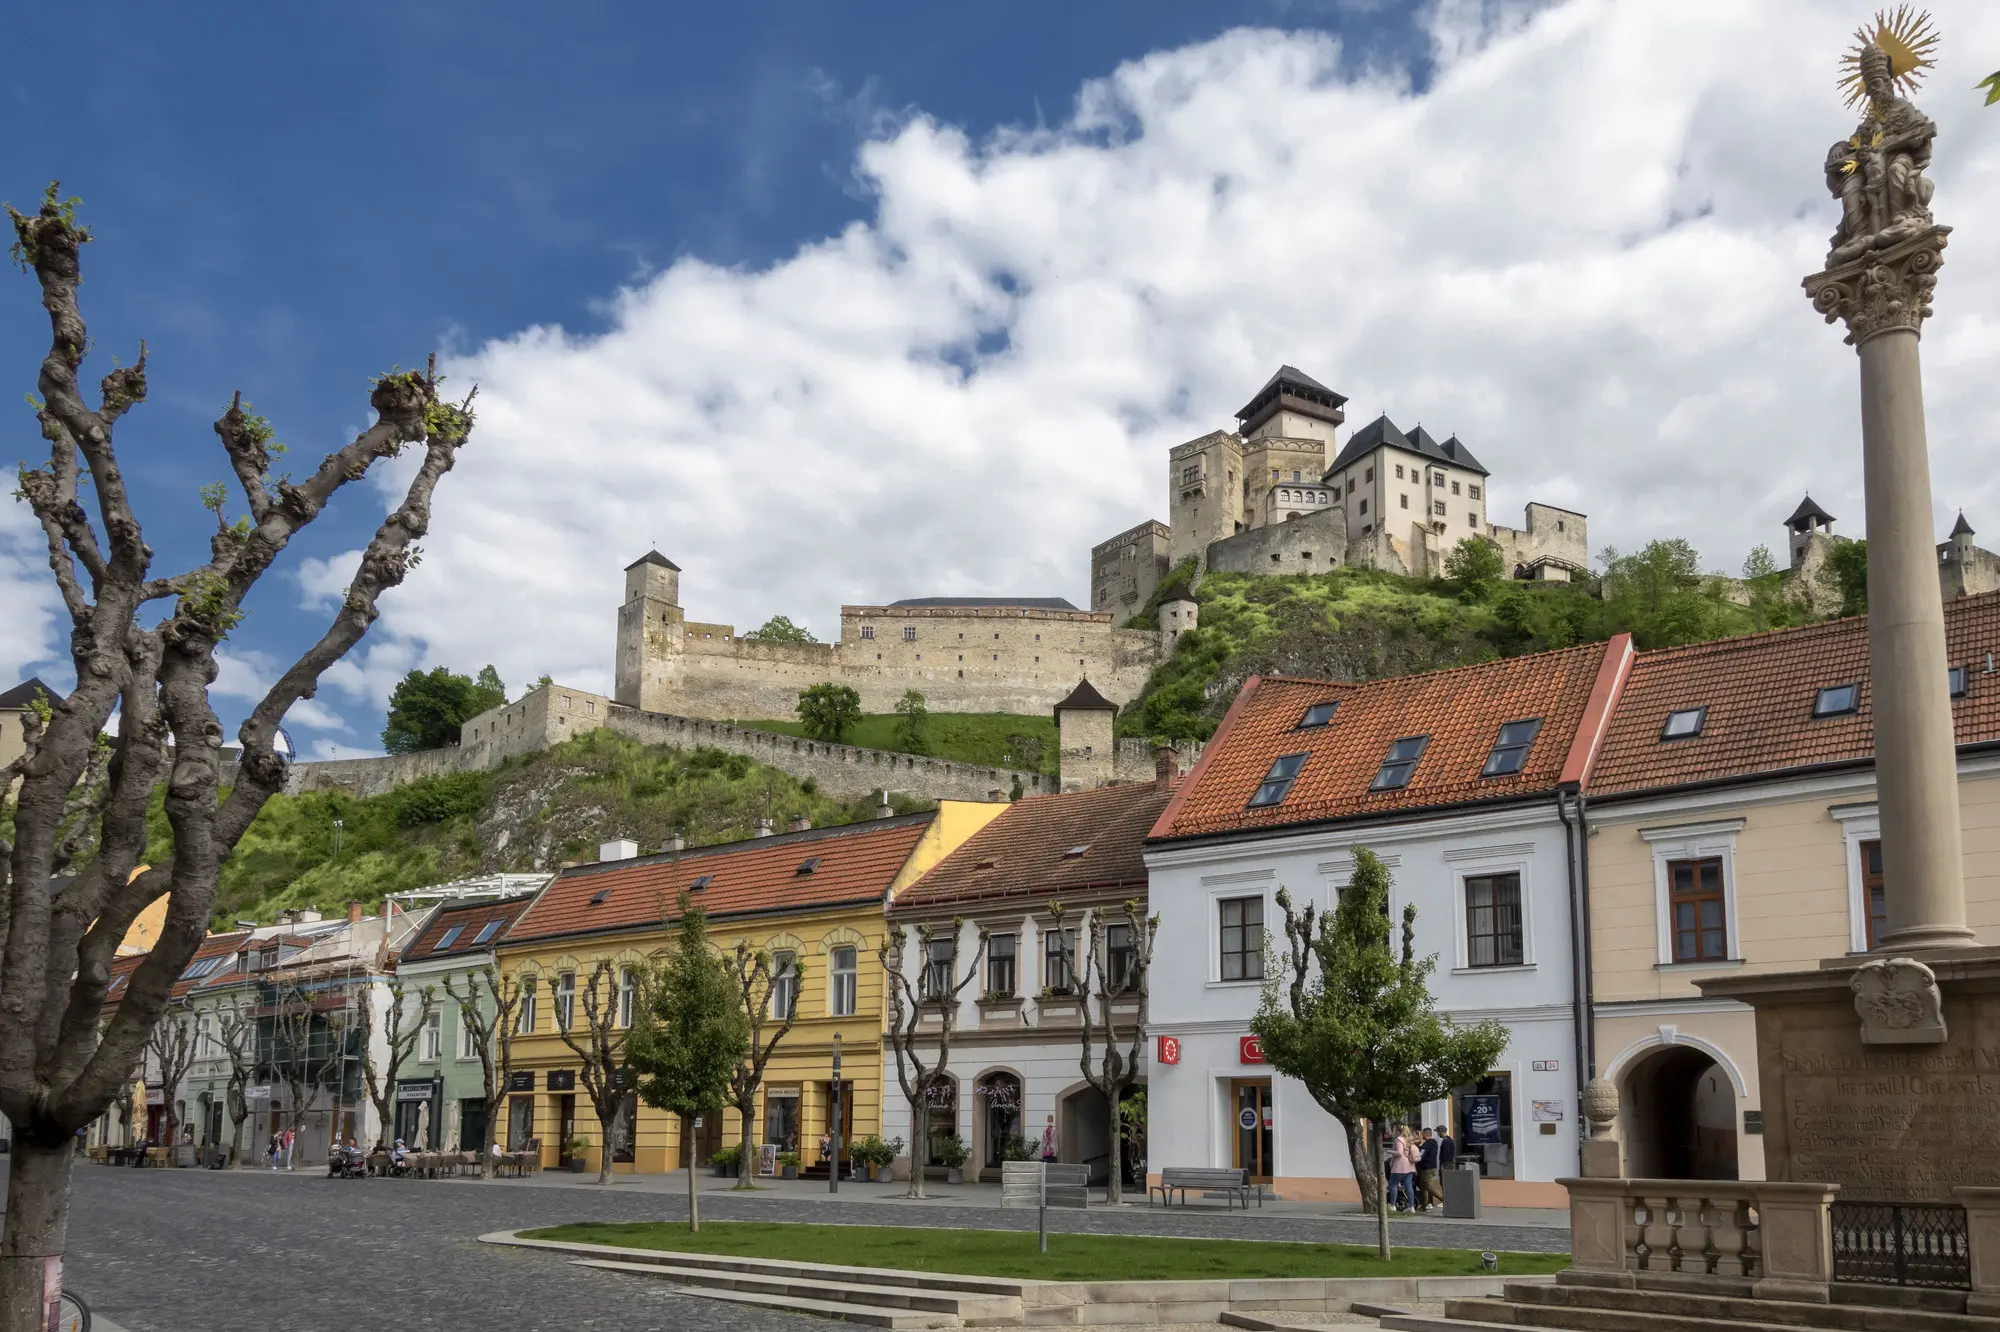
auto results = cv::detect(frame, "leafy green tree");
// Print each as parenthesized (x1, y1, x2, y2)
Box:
(893, 689, 929, 755)
(1443, 537, 1505, 592)
(744, 615, 817, 644)
(1741, 545, 1779, 580)
(1599, 540, 1727, 648)
(1739, 545, 1809, 634)
(628, 899, 749, 1231)
(1252, 849, 1508, 1260)
(795, 682, 862, 744)
(381, 665, 506, 753)
(1824, 539, 1868, 617)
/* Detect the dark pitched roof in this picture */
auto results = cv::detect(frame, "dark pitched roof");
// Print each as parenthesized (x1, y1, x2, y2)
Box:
(400, 894, 539, 962)
(1150, 637, 1630, 842)
(624, 550, 680, 572)
(0, 678, 63, 710)
(1053, 678, 1117, 716)
(1235, 365, 1348, 433)
(893, 782, 1172, 913)
(1588, 590, 2000, 798)
(1785, 494, 1836, 528)
(886, 597, 1079, 610)
(171, 931, 254, 999)
(1952, 512, 1976, 538)
(1326, 415, 1490, 478)
(503, 813, 937, 945)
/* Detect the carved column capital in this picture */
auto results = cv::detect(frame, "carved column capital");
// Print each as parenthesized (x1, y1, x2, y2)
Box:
(1804, 225, 1950, 347)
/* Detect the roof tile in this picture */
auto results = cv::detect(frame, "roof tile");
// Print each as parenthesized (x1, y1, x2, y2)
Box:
(894, 783, 1171, 913)
(400, 895, 539, 962)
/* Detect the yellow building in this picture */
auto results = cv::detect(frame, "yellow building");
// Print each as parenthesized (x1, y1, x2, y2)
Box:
(494, 802, 1003, 1174)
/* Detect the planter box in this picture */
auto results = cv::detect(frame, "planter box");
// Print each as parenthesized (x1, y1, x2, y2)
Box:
(565, 1158, 588, 1173)
(946, 1167, 964, 1185)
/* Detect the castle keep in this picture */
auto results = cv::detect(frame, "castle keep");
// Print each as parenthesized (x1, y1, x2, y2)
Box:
(1091, 365, 1590, 617)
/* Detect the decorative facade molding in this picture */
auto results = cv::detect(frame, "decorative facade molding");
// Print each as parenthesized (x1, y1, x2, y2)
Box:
(1804, 225, 1950, 347)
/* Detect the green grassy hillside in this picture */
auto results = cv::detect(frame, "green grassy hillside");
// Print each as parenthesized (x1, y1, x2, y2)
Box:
(737, 712, 1060, 774)
(156, 730, 930, 928)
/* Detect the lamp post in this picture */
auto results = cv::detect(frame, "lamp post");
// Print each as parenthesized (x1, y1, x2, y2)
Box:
(829, 1031, 842, 1195)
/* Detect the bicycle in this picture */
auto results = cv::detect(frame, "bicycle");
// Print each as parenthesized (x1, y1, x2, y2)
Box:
(57, 1288, 90, 1332)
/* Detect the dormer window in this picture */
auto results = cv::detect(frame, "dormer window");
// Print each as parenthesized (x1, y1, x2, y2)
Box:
(1297, 701, 1339, 729)
(1481, 719, 1543, 777)
(1370, 736, 1430, 792)
(1660, 707, 1706, 740)
(588, 888, 613, 905)
(1248, 753, 1308, 808)
(473, 920, 503, 945)
(1813, 684, 1860, 718)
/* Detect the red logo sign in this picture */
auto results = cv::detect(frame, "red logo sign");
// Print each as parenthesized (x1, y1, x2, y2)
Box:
(1239, 1035, 1266, 1064)
(1156, 1036, 1181, 1066)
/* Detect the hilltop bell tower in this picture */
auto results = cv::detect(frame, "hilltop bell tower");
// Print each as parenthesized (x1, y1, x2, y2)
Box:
(614, 550, 684, 711)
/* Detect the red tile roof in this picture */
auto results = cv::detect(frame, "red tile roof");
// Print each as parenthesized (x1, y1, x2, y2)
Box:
(1588, 590, 2000, 797)
(170, 931, 253, 998)
(400, 895, 539, 962)
(893, 783, 1172, 913)
(1151, 637, 1628, 842)
(504, 813, 936, 946)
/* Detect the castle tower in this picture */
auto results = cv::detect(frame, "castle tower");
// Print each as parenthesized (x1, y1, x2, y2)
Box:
(1783, 494, 1837, 571)
(1950, 511, 1976, 565)
(1054, 678, 1117, 793)
(614, 550, 684, 710)
(1160, 592, 1199, 653)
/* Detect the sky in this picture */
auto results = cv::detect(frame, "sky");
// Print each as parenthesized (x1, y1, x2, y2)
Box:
(5, 0, 2000, 759)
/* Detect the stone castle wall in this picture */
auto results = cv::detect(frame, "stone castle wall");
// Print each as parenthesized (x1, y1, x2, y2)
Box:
(1204, 506, 1349, 577)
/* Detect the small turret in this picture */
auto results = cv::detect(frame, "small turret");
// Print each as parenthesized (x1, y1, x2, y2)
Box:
(1950, 511, 1977, 563)
(1784, 494, 1837, 570)
(623, 550, 680, 608)
(1053, 678, 1117, 793)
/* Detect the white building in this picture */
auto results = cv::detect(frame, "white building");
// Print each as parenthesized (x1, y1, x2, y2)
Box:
(1143, 636, 1634, 1208)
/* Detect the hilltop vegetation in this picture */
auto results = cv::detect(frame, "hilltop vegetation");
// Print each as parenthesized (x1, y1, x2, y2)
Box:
(1121, 539, 1829, 742)
(738, 711, 1060, 774)
(152, 730, 929, 928)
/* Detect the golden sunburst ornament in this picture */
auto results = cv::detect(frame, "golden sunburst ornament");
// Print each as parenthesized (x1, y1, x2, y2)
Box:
(1840, 6, 1941, 107)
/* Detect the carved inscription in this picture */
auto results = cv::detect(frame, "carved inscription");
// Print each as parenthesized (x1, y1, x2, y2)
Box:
(1781, 1046, 2000, 1198)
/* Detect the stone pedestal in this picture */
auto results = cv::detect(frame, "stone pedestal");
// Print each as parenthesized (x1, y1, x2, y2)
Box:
(1702, 949, 2000, 1201)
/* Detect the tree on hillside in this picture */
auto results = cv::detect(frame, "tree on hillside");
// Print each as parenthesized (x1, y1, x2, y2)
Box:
(356, 976, 437, 1151)
(880, 919, 989, 1199)
(1051, 899, 1158, 1204)
(893, 689, 929, 755)
(1741, 545, 1779, 580)
(144, 1008, 198, 1155)
(724, 942, 804, 1186)
(630, 899, 747, 1231)
(1251, 849, 1508, 1261)
(744, 615, 817, 644)
(1443, 537, 1505, 592)
(0, 182, 471, 1328)
(1824, 539, 1868, 617)
(796, 683, 862, 744)
(443, 966, 523, 1155)
(553, 959, 635, 1186)
(1599, 539, 1728, 647)
(381, 664, 506, 753)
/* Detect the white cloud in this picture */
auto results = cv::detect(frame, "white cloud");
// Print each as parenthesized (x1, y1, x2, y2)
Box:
(0, 499, 65, 689)
(212, 647, 354, 734)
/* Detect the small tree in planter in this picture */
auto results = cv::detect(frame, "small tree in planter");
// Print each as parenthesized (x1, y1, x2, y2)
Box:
(709, 1144, 742, 1178)
(934, 1133, 969, 1185)
(777, 1150, 801, 1180)
(563, 1135, 591, 1173)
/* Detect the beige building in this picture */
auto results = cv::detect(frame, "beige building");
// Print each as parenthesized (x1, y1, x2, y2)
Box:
(1580, 589, 2000, 1182)
(0, 678, 60, 789)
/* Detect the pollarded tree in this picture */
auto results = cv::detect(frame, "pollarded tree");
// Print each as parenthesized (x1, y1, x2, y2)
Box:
(0, 183, 471, 1331)
(552, 959, 633, 1186)
(143, 1008, 199, 1155)
(880, 919, 988, 1199)
(1051, 899, 1157, 1204)
(1251, 848, 1508, 1261)
(724, 942, 803, 1187)
(443, 965, 523, 1154)
(210, 996, 259, 1165)
(356, 977, 437, 1150)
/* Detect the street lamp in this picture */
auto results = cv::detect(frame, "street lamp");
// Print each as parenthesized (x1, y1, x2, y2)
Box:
(829, 1031, 842, 1195)
(331, 818, 344, 859)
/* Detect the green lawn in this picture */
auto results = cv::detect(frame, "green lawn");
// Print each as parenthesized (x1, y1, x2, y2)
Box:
(736, 713, 1059, 775)
(518, 1221, 1567, 1282)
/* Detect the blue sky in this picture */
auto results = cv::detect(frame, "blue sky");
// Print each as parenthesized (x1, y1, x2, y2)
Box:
(8, 1, 2000, 757)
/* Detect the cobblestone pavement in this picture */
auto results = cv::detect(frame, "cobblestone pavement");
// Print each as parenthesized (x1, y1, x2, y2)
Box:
(30, 1164, 1566, 1332)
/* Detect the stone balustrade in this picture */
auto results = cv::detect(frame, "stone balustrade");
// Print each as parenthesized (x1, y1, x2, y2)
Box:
(1563, 1177, 1842, 1302)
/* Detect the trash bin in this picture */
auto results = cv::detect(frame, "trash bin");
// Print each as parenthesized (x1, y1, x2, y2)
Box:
(1442, 1162, 1481, 1219)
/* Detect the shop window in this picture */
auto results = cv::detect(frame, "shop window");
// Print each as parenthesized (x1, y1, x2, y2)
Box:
(1454, 1073, 1515, 1179)
(764, 1089, 801, 1152)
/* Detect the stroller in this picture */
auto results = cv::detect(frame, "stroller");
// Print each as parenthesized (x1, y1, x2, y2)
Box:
(327, 1142, 367, 1179)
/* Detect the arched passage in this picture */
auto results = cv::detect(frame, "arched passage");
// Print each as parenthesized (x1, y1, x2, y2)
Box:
(1619, 1046, 1739, 1180)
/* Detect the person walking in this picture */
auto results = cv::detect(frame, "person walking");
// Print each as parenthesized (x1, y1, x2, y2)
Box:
(267, 1134, 280, 1170)
(1386, 1124, 1416, 1212)
(1437, 1123, 1457, 1171)
(1416, 1128, 1442, 1211)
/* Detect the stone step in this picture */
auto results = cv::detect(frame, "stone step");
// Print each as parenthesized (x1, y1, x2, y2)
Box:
(1439, 1295, 1990, 1332)
(661, 1280, 965, 1329)
(573, 1257, 1023, 1321)
(514, 1237, 1031, 1298)
(1508, 1281, 1994, 1331)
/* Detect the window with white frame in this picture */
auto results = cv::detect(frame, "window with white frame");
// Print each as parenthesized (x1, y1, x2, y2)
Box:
(457, 1003, 477, 1058)
(1218, 896, 1264, 981)
(421, 1007, 442, 1061)
(555, 970, 576, 1030)
(770, 951, 799, 1019)
(830, 946, 857, 1016)
(1641, 819, 1744, 966)
(517, 977, 537, 1033)
(1831, 802, 1884, 953)
(1464, 873, 1524, 967)
(618, 967, 638, 1028)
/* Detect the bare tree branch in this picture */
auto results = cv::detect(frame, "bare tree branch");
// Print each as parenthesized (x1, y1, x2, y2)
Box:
(553, 960, 629, 1185)
(879, 919, 987, 1199)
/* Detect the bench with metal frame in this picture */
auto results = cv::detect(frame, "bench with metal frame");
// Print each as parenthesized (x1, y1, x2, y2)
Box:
(1149, 1165, 1263, 1208)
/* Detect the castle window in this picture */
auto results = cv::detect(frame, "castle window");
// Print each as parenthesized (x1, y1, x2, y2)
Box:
(1359, 499, 1368, 515)
(1469, 485, 1481, 500)
(958, 654, 963, 662)
(1452, 481, 1461, 495)
(1396, 464, 1405, 479)
(1557, 519, 1566, 532)
(903, 627, 916, 641)
(1434, 501, 1446, 516)
(1182, 465, 1200, 485)
(1468, 512, 1478, 527)
(992, 654, 998, 661)
(994, 632, 1000, 639)
(1365, 467, 1374, 483)
(1270, 469, 1278, 481)
(1292, 470, 1301, 481)
(1346, 479, 1356, 495)
(861, 625, 874, 640)
(586, 699, 596, 714)
(1400, 494, 1409, 509)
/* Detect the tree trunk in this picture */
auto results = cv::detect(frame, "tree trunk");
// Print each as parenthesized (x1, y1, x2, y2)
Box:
(1103, 1092, 1123, 1205)
(1345, 1118, 1382, 1218)
(0, 1138, 75, 1332)
(1371, 1122, 1392, 1261)
(904, 1092, 928, 1199)
(598, 1129, 614, 1186)
(229, 1113, 246, 1167)
(737, 1099, 756, 1189)
(686, 1115, 701, 1233)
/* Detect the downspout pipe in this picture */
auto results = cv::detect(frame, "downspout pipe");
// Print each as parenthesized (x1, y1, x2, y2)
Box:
(1557, 786, 1595, 1116)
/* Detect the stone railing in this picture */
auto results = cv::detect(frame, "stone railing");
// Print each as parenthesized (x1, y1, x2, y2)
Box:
(1563, 1178, 1841, 1301)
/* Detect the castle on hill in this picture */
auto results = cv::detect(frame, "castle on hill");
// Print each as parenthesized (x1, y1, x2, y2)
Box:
(1091, 365, 1589, 618)
(1781, 493, 1999, 611)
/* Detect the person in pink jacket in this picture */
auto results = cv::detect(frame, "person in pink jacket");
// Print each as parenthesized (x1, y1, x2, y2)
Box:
(1385, 1124, 1417, 1212)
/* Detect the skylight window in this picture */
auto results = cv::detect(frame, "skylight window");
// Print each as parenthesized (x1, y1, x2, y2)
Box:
(1297, 701, 1339, 729)
(689, 874, 713, 891)
(1063, 844, 1090, 859)
(1813, 684, 1860, 718)
(1950, 665, 1968, 699)
(1660, 707, 1706, 741)
(472, 920, 503, 945)
(1370, 736, 1430, 792)
(796, 857, 821, 876)
(179, 957, 220, 981)
(588, 888, 613, 905)
(1248, 753, 1308, 808)
(1481, 719, 1544, 777)
(433, 925, 465, 952)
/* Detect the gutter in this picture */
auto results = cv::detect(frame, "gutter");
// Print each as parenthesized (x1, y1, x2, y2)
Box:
(1556, 788, 1595, 1102)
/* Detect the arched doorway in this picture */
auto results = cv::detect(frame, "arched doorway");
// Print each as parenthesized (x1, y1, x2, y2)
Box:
(1621, 1046, 1738, 1180)
(1060, 1086, 1113, 1186)
(975, 1073, 1022, 1179)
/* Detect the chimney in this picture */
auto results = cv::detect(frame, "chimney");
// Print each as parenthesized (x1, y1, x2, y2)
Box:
(598, 838, 639, 862)
(667, 832, 686, 853)
(297, 908, 323, 924)
(1154, 746, 1180, 793)
(754, 818, 776, 838)
(347, 901, 364, 924)
(789, 816, 812, 833)
(874, 791, 894, 819)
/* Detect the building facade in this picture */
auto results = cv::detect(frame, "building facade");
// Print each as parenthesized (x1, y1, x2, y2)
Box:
(1143, 637, 1632, 1208)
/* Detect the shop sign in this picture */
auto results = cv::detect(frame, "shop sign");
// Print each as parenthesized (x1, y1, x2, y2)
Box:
(396, 1081, 434, 1103)
(144, 1086, 165, 1106)
(1156, 1036, 1181, 1066)
(1238, 1035, 1266, 1065)
(243, 1086, 271, 1103)
(975, 1078, 1020, 1109)
(1464, 1094, 1504, 1144)
(1238, 1107, 1258, 1131)
(507, 1071, 535, 1092)
(547, 1069, 577, 1092)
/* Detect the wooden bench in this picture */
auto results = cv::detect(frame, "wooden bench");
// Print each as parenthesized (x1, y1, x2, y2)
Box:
(1149, 1166, 1262, 1209)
